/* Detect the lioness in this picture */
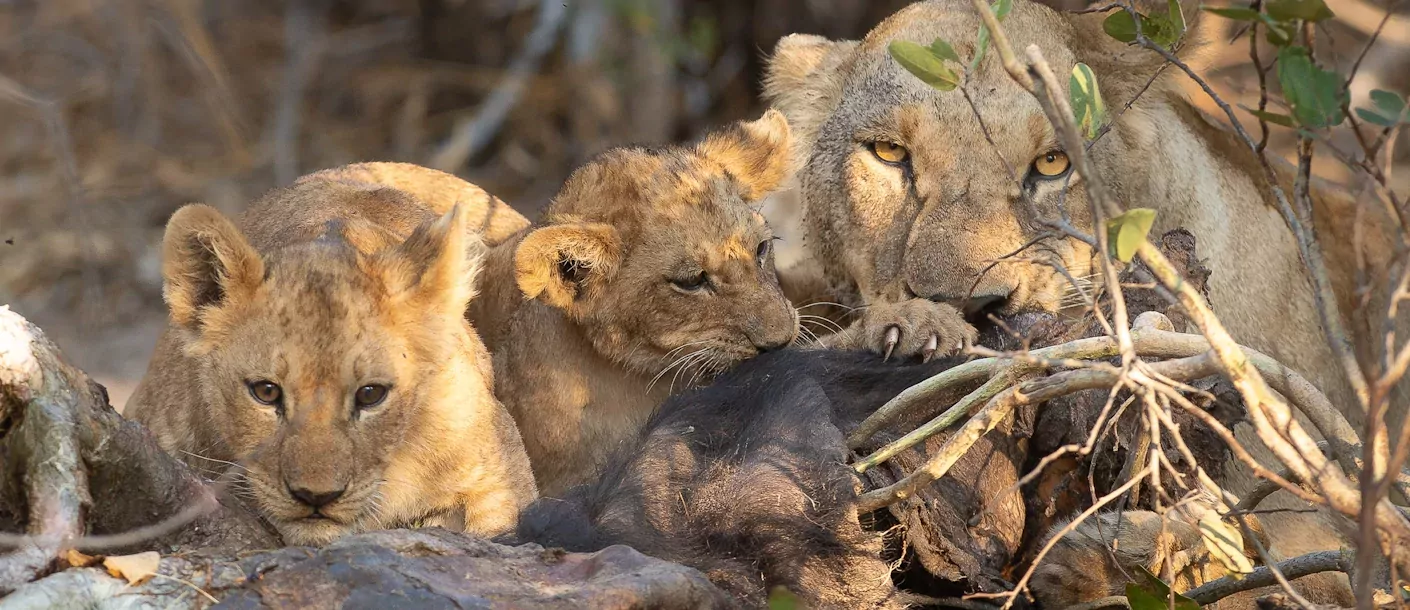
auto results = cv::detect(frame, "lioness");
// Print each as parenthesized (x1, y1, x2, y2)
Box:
(763, 0, 1390, 603)
(470, 110, 811, 497)
(125, 164, 537, 545)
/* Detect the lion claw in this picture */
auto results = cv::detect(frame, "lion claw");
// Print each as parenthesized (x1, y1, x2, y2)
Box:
(882, 326, 900, 362)
(921, 335, 938, 363)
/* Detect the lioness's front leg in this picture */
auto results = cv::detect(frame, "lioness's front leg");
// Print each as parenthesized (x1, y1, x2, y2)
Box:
(823, 298, 976, 362)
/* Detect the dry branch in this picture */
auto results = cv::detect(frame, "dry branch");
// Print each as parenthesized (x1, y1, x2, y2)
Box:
(851, 324, 1359, 481)
(0, 305, 276, 594)
(427, 0, 568, 171)
(1184, 550, 1352, 605)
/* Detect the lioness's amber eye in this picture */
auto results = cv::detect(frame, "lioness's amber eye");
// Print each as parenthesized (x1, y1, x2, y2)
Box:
(355, 384, 389, 410)
(1033, 151, 1071, 177)
(869, 141, 910, 165)
(248, 381, 283, 405)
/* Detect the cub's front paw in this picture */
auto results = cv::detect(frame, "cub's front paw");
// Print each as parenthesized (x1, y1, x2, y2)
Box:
(835, 299, 977, 362)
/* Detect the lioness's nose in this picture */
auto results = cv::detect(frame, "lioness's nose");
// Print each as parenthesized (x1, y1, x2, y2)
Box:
(288, 484, 346, 508)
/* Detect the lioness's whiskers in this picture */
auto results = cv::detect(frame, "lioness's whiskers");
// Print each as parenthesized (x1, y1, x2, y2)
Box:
(797, 313, 845, 335)
(179, 450, 249, 472)
(794, 325, 823, 348)
(796, 301, 857, 312)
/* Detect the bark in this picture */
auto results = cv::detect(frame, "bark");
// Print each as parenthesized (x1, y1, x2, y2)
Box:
(2, 528, 735, 609)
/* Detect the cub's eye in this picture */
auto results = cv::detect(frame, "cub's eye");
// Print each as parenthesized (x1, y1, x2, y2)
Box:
(1032, 151, 1071, 178)
(671, 271, 709, 293)
(248, 381, 283, 406)
(869, 140, 910, 165)
(354, 384, 389, 410)
(756, 239, 773, 261)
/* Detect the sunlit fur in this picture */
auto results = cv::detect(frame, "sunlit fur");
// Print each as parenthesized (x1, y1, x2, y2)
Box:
(469, 111, 801, 497)
(1033, 492, 1268, 608)
(762, 0, 1400, 604)
(126, 164, 537, 545)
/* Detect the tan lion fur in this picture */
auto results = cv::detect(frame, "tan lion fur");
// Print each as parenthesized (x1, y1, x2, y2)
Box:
(1033, 496, 1270, 608)
(125, 162, 537, 546)
(468, 111, 801, 498)
(763, 0, 1395, 604)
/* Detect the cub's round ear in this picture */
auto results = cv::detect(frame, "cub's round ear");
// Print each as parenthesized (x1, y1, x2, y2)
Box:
(695, 109, 795, 202)
(374, 202, 488, 316)
(513, 223, 621, 312)
(161, 204, 265, 331)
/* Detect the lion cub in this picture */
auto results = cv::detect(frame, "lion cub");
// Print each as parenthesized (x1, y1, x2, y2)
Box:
(470, 110, 802, 497)
(125, 165, 537, 545)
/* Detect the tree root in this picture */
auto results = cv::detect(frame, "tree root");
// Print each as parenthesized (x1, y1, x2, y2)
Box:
(0, 305, 277, 594)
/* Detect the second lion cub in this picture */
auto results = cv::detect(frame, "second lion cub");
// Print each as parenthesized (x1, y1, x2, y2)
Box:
(125, 165, 537, 545)
(472, 110, 803, 497)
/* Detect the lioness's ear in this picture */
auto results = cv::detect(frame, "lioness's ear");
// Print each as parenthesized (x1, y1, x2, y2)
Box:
(162, 204, 265, 331)
(1067, 0, 1214, 106)
(375, 203, 486, 315)
(763, 34, 857, 154)
(696, 109, 794, 202)
(514, 223, 621, 311)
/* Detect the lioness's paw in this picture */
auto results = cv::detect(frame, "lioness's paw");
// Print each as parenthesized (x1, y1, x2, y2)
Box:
(833, 299, 976, 362)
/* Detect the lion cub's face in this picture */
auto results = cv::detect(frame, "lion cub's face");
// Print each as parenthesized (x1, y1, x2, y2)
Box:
(162, 204, 487, 545)
(513, 111, 800, 382)
(765, 0, 1179, 318)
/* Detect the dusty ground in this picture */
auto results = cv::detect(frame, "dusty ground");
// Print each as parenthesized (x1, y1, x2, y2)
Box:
(0, 0, 1404, 412)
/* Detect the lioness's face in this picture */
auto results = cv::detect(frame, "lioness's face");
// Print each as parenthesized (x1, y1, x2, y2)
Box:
(766, 0, 1168, 319)
(163, 204, 490, 545)
(514, 111, 801, 382)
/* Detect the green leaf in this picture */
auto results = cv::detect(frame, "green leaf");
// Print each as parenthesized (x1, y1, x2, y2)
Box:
(994, 0, 1014, 19)
(1070, 62, 1108, 140)
(1371, 89, 1408, 115)
(1203, 5, 1261, 20)
(929, 38, 962, 64)
(1127, 566, 1202, 610)
(1106, 208, 1158, 263)
(1356, 108, 1395, 126)
(1356, 89, 1408, 126)
(971, 0, 1013, 72)
(1103, 4, 1184, 47)
(767, 586, 799, 610)
(1277, 46, 1348, 128)
(1241, 106, 1297, 127)
(1263, 19, 1293, 46)
(889, 40, 961, 91)
(1166, 0, 1187, 37)
(1267, 0, 1334, 22)
(1103, 10, 1138, 42)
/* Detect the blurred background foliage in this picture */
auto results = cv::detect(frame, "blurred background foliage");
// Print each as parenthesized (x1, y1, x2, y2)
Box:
(0, 0, 1405, 406)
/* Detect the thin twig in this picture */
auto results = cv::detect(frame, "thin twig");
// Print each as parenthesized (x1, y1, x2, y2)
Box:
(428, 0, 568, 171)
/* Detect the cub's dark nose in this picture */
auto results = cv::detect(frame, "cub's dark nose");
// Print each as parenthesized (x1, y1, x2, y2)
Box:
(753, 336, 793, 353)
(288, 485, 346, 508)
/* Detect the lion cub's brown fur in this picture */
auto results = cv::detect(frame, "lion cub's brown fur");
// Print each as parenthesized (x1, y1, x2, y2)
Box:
(126, 163, 537, 545)
(469, 111, 801, 497)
